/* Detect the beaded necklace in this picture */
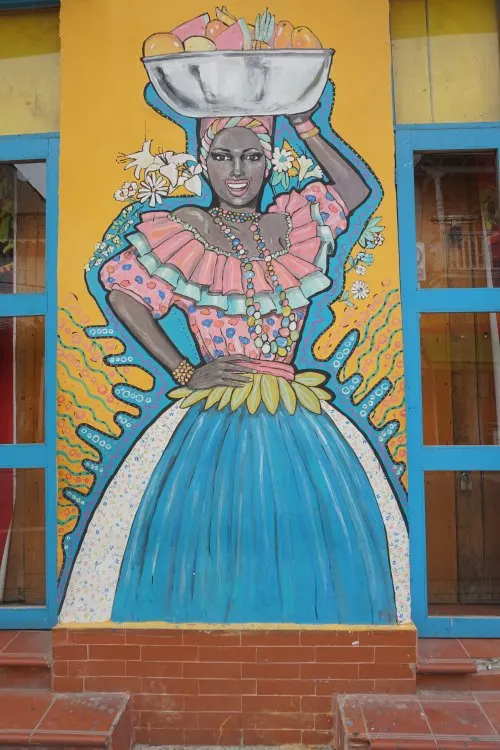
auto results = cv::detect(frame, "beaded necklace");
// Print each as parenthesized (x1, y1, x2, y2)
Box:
(210, 207, 298, 358)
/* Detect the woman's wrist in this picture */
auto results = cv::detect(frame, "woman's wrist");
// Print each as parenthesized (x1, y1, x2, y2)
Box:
(172, 358, 195, 386)
(295, 119, 320, 140)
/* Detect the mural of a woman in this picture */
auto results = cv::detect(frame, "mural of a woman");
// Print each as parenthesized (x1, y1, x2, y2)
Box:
(60, 19, 410, 625)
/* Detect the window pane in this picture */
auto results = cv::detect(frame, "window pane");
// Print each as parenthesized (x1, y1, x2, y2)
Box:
(414, 150, 499, 289)
(391, 0, 500, 124)
(421, 312, 500, 445)
(0, 162, 46, 294)
(0, 316, 44, 444)
(426, 471, 500, 616)
(0, 468, 45, 606)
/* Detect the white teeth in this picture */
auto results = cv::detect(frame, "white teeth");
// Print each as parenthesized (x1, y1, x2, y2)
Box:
(227, 182, 248, 189)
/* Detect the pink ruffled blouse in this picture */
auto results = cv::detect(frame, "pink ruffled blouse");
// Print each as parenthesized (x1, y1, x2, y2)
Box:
(100, 181, 348, 363)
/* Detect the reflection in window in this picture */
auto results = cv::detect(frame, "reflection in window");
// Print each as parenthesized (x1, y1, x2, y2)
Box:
(0, 468, 45, 606)
(421, 312, 500, 446)
(0, 317, 45, 444)
(0, 162, 46, 294)
(414, 151, 499, 289)
(426, 471, 500, 616)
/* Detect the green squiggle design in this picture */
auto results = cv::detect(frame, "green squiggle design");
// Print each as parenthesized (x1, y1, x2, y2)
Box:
(58, 516, 79, 526)
(353, 296, 400, 372)
(58, 336, 117, 388)
(57, 448, 92, 466)
(356, 328, 402, 402)
(59, 361, 116, 416)
(60, 306, 130, 384)
(376, 394, 406, 424)
(58, 433, 95, 457)
(56, 383, 111, 431)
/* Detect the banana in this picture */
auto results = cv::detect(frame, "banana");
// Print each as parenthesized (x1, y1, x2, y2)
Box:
(215, 6, 237, 25)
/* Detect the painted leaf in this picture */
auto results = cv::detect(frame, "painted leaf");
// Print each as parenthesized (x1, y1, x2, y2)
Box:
(247, 374, 262, 414)
(168, 387, 192, 399)
(278, 377, 297, 415)
(231, 379, 253, 411)
(205, 386, 226, 410)
(292, 382, 322, 414)
(181, 389, 211, 408)
(295, 371, 327, 387)
(218, 387, 233, 410)
(261, 374, 279, 414)
(311, 386, 333, 401)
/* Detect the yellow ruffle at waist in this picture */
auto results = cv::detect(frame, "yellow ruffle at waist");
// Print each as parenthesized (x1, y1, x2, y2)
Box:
(169, 371, 332, 416)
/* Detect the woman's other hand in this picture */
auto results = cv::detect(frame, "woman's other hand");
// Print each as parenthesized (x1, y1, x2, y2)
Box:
(188, 355, 256, 390)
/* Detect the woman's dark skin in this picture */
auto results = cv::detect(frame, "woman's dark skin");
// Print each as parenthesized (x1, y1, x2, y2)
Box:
(108, 109, 370, 390)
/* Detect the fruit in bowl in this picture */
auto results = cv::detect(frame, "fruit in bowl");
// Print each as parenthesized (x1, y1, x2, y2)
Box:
(142, 6, 323, 57)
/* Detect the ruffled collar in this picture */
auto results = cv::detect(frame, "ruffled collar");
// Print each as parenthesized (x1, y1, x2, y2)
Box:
(127, 190, 335, 315)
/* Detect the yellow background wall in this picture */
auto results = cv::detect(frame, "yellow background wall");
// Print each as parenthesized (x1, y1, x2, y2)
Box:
(0, 9, 60, 135)
(391, 0, 500, 123)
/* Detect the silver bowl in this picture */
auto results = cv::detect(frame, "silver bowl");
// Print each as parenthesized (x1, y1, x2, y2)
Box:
(142, 49, 333, 118)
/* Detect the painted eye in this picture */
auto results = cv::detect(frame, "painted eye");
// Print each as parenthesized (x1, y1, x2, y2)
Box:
(246, 153, 262, 162)
(210, 152, 230, 161)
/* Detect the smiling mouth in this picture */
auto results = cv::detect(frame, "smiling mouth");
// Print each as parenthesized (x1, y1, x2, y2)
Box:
(225, 180, 250, 197)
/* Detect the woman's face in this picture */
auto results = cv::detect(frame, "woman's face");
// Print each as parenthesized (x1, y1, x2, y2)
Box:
(207, 127, 267, 208)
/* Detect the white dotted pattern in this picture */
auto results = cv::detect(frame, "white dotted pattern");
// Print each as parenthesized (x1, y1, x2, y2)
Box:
(60, 401, 410, 625)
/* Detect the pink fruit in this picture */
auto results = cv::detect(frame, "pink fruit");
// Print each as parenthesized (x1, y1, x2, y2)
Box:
(170, 13, 210, 42)
(214, 18, 252, 50)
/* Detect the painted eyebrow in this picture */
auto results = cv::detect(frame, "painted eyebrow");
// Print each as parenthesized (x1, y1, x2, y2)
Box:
(210, 148, 262, 153)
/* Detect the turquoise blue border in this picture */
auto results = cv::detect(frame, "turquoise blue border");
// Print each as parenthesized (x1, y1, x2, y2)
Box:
(0, 1, 58, 8)
(396, 122, 500, 637)
(0, 132, 59, 629)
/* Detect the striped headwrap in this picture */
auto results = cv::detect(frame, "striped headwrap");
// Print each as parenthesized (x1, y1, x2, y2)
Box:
(199, 116, 274, 175)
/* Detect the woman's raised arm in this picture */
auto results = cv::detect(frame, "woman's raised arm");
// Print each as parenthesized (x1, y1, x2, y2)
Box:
(288, 108, 370, 213)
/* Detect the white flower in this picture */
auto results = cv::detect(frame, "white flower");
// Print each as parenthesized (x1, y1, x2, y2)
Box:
(137, 173, 169, 208)
(122, 141, 158, 179)
(114, 181, 137, 201)
(158, 152, 198, 189)
(272, 147, 294, 173)
(374, 234, 385, 246)
(351, 280, 370, 300)
(178, 162, 203, 196)
(297, 154, 323, 183)
(355, 263, 367, 275)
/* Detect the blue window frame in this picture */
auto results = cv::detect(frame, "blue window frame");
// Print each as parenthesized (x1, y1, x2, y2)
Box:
(396, 123, 500, 637)
(0, 1, 59, 8)
(0, 133, 59, 628)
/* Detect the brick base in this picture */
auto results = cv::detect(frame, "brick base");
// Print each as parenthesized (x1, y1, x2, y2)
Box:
(53, 626, 417, 746)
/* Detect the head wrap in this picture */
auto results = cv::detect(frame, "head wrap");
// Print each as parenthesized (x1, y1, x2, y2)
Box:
(199, 116, 274, 175)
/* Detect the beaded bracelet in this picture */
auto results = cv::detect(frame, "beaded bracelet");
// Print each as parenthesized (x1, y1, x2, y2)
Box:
(295, 119, 320, 141)
(172, 359, 195, 386)
(299, 125, 320, 140)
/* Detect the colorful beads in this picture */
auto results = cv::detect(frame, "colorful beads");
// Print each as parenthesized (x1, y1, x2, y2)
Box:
(209, 206, 296, 359)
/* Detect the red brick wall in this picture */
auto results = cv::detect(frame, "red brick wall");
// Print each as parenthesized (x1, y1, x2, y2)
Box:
(53, 627, 417, 746)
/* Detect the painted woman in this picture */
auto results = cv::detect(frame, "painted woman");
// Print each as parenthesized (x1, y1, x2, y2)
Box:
(60, 25, 409, 626)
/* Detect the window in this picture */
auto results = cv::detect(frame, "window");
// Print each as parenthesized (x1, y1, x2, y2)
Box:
(396, 126, 500, 637)
(0, 136, 58, 626)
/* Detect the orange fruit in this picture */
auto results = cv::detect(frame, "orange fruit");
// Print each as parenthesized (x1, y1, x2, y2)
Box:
(273, 20, 293, 49)
(143, 32, 184, 57)
(291, 26, 322, 49)
(183, 36, 216, 52)
(206, 20, 227, 39)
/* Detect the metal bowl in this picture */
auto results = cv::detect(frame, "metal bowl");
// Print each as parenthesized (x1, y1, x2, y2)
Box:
(142, 49, 333, 118)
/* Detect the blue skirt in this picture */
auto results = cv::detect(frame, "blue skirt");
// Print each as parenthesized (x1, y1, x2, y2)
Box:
(112, 402, 397, 624)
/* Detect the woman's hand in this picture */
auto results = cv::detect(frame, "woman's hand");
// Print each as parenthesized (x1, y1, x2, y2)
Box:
(188, 355, 256, 390)
(287, 103, 320, 127)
